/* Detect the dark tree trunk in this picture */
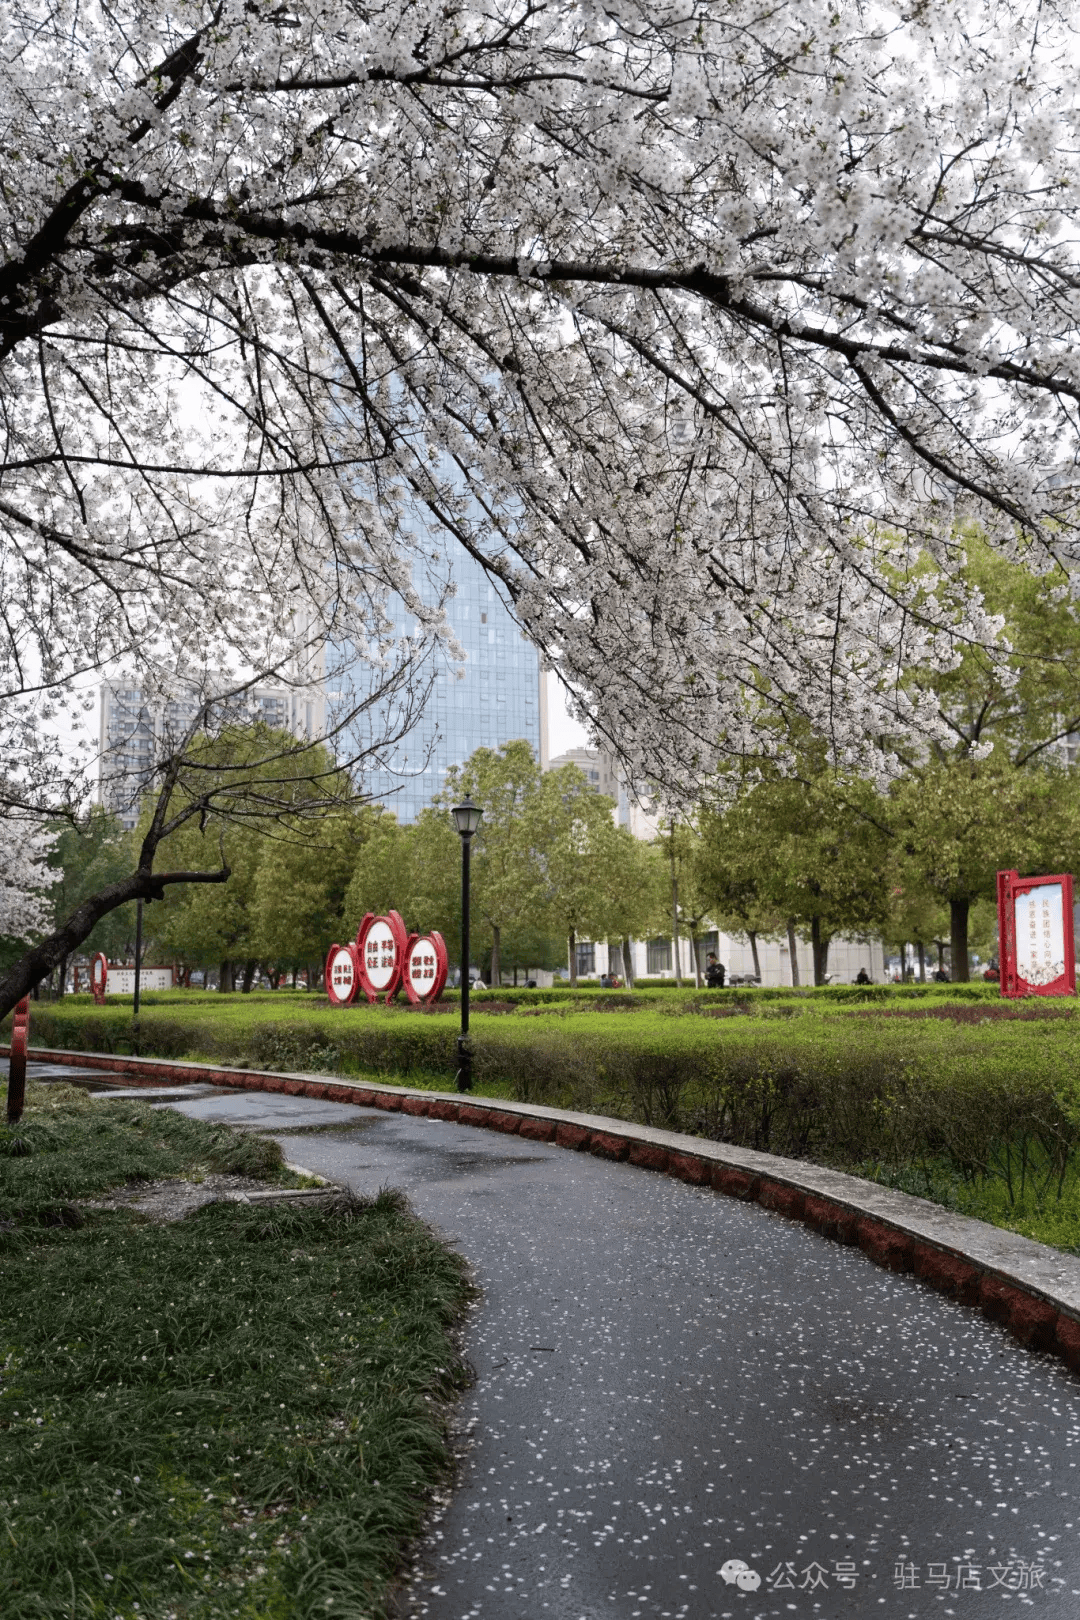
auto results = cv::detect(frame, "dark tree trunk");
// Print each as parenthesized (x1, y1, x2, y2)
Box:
(748, 930, 761, 982)
(241, 959, 257, 993)
(0, 855, 229, 1022)
(490, 924, 501, 990)
(786, 918, 801, 986)
(219, 960, 234, 993)
(622, 935, 634, 988)
(670, 838, 682, 986)
(950, 898, 970, 982)
(568, 929, 578, 988)
(917, 940, 926, 982)
(811, 915, 831, 986)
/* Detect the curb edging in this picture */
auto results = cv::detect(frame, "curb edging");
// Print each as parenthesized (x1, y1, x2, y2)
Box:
(14, 1045, 1080, 1374)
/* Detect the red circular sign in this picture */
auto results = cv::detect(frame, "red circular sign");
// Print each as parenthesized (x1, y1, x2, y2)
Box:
(404, 931, 449, 1004)
(355, 911, 409, 1003)
(91, 952, 108, 1004)
(325, 942, 360, 1006)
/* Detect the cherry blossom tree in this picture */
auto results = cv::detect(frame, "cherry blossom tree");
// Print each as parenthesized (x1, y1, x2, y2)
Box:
(0, 817, 55, 941)
(3, 0, 1080, 1009)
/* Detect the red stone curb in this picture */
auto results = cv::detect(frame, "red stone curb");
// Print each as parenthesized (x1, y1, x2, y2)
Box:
(13, 1044, 1080, 1377)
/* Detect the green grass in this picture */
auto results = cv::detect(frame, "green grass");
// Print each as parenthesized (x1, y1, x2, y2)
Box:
(0, 1083, 295, 1221)
(0, 1085, 473, 1619)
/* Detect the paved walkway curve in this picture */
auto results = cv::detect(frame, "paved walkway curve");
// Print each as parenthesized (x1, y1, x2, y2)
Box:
(19, 1051, 1080, 1617)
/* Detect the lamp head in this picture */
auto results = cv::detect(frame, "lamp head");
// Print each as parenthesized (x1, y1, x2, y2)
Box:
(451, 795, 483, 838)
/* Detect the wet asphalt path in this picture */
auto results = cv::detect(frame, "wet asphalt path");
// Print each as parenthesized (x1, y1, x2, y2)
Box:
(47, 1070, 1080, 1618)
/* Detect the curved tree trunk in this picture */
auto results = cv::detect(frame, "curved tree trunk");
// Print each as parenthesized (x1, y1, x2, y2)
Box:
(748, 930, 761, 982)
(568, 929, 578, 989)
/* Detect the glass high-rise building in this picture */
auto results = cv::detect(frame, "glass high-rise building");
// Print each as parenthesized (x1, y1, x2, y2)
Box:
(358, 548, 541, 822)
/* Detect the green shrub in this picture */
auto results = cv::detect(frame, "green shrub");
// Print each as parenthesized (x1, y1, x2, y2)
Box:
(15, 988, 1080, 1232)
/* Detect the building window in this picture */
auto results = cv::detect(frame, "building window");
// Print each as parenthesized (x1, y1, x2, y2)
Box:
(575, 940, 595, 976)
(647, 938, 672, 974)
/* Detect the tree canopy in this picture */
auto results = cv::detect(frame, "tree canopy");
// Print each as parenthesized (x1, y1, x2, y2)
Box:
(5, 0, 1080, 827)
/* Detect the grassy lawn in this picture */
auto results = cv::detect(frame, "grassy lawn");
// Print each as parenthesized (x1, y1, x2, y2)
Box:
(14, 982, 1080, 1254)
(0, 1084, 472, 1619)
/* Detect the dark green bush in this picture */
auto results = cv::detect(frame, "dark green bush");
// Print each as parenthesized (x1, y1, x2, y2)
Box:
(15, 988, 1080, 1219)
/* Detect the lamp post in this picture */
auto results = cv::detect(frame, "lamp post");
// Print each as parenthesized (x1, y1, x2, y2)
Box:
(451, 794, 483, 1091)
(133, 898, 143, 1017)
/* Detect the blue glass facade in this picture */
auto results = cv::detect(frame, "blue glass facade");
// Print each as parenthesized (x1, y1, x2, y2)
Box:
(357, 550, 540, 822)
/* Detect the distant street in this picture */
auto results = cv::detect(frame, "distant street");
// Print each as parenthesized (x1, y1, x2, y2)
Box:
(36, 1064, 1080, 1619)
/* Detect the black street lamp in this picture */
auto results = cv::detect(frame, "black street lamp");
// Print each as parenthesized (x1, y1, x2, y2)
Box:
(451, 794, 483, 1091)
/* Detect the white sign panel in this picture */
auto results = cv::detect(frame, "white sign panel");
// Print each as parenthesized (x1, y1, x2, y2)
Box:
(363, 920, 399, 990)
(105, 967, 174, 995)
(406, 937, 439, 998)
(1014, 883, 1065, 986)
(328, 946, 356, 998)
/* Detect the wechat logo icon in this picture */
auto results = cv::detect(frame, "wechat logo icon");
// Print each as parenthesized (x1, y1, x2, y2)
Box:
(720, 1558, 762, 1592)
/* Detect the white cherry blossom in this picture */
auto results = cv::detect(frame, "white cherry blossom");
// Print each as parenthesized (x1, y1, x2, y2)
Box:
(0, 0, 1078, 817)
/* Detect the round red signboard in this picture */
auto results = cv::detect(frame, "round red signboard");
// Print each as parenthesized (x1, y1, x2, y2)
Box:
(325, 942, 360, 1006)
(355, 911, 409, 1003)
(404, 931, 449, 1004)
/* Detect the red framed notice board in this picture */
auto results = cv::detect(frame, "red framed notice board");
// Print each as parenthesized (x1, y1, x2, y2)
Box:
(997, 870, 1076, 998)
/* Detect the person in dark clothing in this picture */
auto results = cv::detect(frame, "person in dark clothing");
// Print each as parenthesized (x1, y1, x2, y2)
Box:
(705, 952, 726, 988)
(855, 967, 871, 985)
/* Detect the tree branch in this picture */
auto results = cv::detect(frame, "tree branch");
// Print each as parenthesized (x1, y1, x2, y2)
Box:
(0, 864, 230, 1022)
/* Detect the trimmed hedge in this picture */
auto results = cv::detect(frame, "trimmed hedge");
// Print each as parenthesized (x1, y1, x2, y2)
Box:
(14, 988, 1078, 1181)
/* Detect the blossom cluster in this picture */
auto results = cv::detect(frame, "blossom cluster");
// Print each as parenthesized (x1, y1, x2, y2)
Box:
(2, 0, 1079, 807)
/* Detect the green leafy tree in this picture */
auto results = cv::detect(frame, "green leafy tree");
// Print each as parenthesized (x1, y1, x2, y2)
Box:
(532, 765, 642, 987)
(344, 746, 568, 984)
(654, 818, 724, 987)
(889, 531, 1080, 978)
(589, 835, 666, 987)
(144, 818, 264, 990)
(250, 810, 373, 984)
(884, 874, 950, 981)
(142, 728, 356, 991)
(694, 804, 784, 983)
(42, 809, 135, 990)
(699, 763, 893, 985)
(439, 741, 548, 987)
(888, 755, 1067, 981)
(343, 808, 462, 950)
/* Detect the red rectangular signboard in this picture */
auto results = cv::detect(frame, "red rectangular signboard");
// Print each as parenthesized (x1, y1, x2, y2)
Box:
(997, 870, 1076, 998)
